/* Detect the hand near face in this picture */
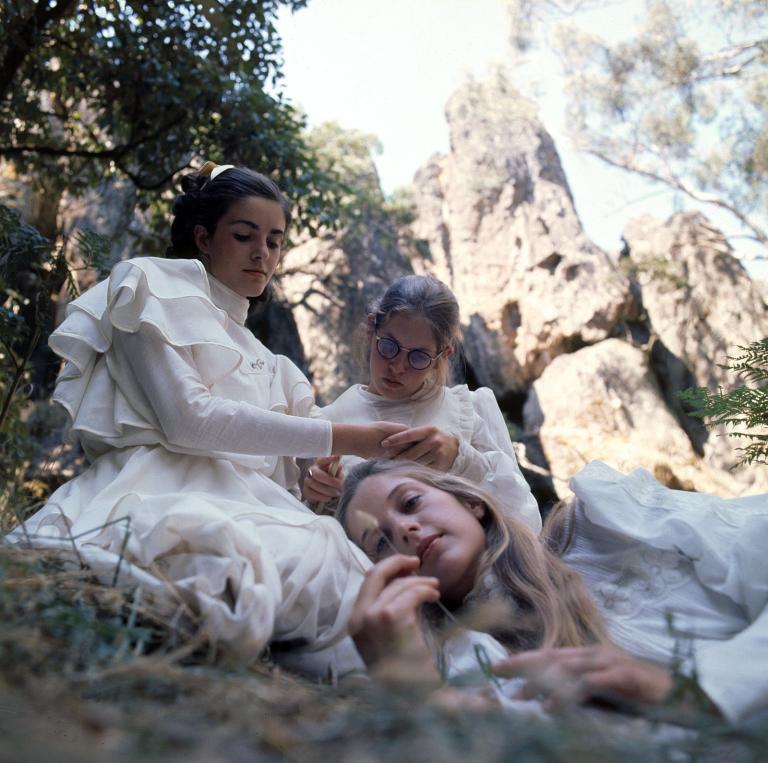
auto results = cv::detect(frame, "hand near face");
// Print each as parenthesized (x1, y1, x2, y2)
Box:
(349, 554, 441, 683)
(302, 456, 343, 504)
(380, 426, 460, 471)
(492, 643, 674, 710)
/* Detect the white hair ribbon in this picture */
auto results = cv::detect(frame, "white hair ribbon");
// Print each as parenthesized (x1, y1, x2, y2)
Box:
(210, 164, 235, 181)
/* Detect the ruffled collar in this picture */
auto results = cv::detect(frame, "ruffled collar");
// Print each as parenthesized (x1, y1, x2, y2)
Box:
(206, 273, 250, 326)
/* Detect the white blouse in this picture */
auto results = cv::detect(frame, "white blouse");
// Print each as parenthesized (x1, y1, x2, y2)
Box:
(441, 461, 768, 724)
(317, 383, 541, 532)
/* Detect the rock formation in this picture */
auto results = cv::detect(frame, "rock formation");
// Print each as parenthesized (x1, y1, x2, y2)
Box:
(406, 74, 768, 498)
(408, 73, 638, 397)
(523, 338, 758, 497)
(620, 212, 768, 492)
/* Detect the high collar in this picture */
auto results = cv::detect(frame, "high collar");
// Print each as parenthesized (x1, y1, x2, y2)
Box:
(207, 273, 250, 326)
(358, 381, 443, 406)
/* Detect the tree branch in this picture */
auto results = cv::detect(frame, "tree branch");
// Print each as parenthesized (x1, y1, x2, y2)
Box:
(586, 148, 768, 245)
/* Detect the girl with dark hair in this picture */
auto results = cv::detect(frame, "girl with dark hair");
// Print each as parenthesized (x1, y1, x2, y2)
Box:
(303, 274, 541, 533)
(336, 458, 768, 724)
(10, 162, 404, 670)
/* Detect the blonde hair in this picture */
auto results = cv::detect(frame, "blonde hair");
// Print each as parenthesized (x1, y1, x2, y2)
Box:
(336, 459, 608, 652)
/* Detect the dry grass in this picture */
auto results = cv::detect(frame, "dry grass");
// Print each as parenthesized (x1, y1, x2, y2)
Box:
(0, 544, 765, 763)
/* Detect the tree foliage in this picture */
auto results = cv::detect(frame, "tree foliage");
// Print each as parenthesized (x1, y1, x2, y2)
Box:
(508, 0, 768, 247)
(679, 338, 768, 466)
(303, 122, 416, 241)
(0, 202, 110, 506)
(0, 0, 339, 231)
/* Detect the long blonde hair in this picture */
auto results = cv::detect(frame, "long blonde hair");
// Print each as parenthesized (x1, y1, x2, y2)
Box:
(336, 459, 608, 652)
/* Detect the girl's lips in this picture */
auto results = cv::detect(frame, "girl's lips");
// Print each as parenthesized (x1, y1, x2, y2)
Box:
(417, 534, 440, 564)
(243, 269, 266, 276)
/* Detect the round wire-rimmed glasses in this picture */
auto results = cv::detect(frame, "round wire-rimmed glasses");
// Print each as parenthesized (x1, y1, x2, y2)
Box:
(375, 334, 444, 370)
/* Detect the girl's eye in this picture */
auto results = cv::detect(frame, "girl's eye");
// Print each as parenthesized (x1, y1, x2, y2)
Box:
(374, 536, 389, 558)
(402, 494, 421, 513)
(267, 240, 281, 250)
(234, 233, 251, 242)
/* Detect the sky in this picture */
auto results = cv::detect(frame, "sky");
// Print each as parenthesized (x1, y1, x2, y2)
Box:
(276, 0, 766, 279)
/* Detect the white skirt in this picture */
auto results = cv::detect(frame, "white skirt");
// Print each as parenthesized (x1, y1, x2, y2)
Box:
(13, 443, 369, 669)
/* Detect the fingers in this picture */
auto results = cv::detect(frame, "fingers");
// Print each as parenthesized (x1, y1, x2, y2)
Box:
(493, 647, 605, 679)
(497, 645, 673, 707)
(303, 457, 343, 503)
(381, 426, 433, 449)
(349, 555, 440, 654)
(352, 554, 423, 613)
(388, 441, 436, 464)
(376, 422, 409, 439)
(380, 427, 458, 471)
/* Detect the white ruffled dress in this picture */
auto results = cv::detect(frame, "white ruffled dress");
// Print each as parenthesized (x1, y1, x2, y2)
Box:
(565, 460, 768, 723)
(316, 384, 541, 532)
(12, 257, 369, 665)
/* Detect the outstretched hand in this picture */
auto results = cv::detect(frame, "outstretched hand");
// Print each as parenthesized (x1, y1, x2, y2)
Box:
(331, 421, 408, 459)
(380, 426, 460, 471)
(492, 643, 674, 710)
(349, 554, 441, 681)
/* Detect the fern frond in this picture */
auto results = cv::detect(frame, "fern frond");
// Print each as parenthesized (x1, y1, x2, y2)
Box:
(678, 337, 768, 469)
(719, 339, 768, 384)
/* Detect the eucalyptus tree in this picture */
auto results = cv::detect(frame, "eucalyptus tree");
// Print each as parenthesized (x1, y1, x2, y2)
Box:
(508, 0, 768, 248)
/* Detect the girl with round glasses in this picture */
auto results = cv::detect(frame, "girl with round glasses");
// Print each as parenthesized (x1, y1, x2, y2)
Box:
(303, 274, 541, 533)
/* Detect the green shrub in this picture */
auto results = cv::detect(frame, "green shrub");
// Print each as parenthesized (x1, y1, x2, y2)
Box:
(0, 204, 110, 514)
(678, 338, 768, 466)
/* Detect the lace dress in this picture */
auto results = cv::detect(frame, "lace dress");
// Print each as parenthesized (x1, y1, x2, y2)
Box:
(564, 460, 768, 723)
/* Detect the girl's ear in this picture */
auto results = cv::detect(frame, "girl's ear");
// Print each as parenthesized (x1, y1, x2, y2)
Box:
(366, 313, 375, 328)
(466, 500, 486, 521)
(193, 224, 211, 254)
(443, 344, 454, 359)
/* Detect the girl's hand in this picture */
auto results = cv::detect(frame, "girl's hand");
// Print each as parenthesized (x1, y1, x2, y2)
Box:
(331, 421, 408, 459)
(380, 426, 460, 471)
(302, 456, 343, 504)
(492, 644, 673, 709)
(349, 554, 441, 682)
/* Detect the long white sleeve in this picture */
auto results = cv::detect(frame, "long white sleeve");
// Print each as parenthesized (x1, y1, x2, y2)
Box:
(112, 326, 332, 458)
(452, 388, 541, 532)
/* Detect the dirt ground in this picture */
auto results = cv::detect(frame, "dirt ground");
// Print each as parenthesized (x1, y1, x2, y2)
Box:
(0, 546, 765, 763)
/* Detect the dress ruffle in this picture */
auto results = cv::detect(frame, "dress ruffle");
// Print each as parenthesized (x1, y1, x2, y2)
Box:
(15, 257, 357, 671)
(22, 485, 367, 656)
(51, 257, 314, 453)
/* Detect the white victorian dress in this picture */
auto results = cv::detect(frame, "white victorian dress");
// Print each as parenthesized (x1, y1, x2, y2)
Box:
(10, 257, 368, 669)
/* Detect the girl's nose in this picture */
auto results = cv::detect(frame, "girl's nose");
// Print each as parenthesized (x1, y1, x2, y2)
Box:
(394, 517, 421, 547)
(250, 237, 269, 260)
(389, 349, 409, 374)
